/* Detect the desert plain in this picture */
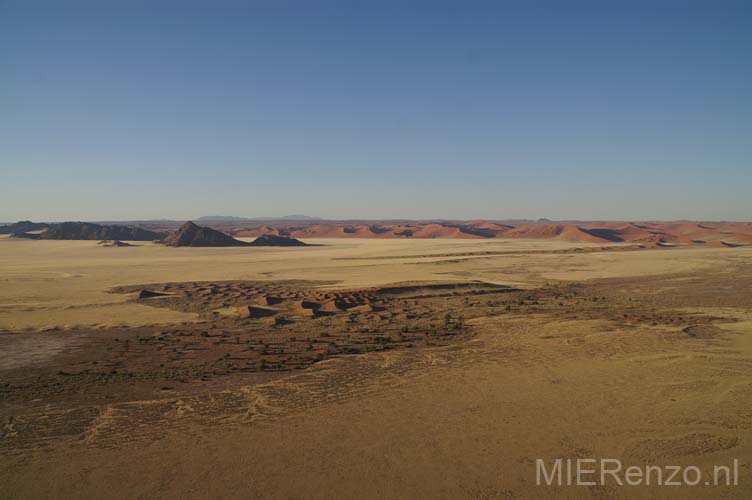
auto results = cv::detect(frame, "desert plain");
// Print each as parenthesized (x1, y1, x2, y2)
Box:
(1, 231, 751, 499)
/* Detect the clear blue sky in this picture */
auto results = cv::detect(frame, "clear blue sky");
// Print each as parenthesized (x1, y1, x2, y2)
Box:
(1, 0, 750, 221)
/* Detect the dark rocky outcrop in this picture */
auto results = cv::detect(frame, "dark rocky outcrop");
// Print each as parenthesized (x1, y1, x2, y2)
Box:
(0, 220, 49, 234)
(98, 240, 135, 247)
(12, 222, 166, 241)
(161, 221, 250, 247)
(248, 234, 308, 247)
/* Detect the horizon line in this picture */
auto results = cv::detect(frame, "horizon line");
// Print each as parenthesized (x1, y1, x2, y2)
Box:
(3, 217, 751, 225)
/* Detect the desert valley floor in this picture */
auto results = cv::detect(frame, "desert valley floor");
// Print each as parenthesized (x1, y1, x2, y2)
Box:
(1, 235, 751, 499)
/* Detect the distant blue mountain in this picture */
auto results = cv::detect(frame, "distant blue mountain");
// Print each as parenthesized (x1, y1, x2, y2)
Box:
(196, 215, 323, 222)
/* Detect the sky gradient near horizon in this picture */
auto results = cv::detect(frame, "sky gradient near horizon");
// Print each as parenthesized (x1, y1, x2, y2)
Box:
(1, 0, 751, 222)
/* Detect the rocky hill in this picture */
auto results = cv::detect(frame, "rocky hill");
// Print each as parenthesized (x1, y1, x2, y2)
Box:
(160, 221, 250, 247)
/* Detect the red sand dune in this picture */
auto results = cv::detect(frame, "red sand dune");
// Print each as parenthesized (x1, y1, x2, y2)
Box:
(503, 224, 616, 243)
(290, 225, 353, 238)
(465, 221, 514, 236)
(410, 224, 483, 239)
(129, 220, 752, 247)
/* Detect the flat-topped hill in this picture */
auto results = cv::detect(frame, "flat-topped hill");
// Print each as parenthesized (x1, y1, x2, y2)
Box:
(0, 220, 49, 235)
(248, 234, 308, 247)
(11, 222, 166, 241)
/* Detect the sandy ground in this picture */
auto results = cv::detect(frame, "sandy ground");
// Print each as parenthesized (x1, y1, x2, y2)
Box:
(1, 237, 751, 499)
